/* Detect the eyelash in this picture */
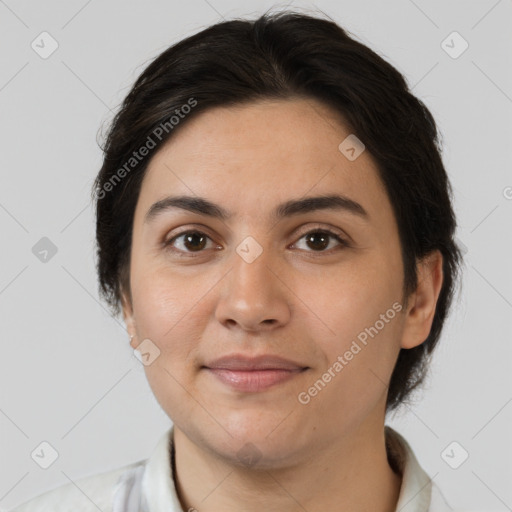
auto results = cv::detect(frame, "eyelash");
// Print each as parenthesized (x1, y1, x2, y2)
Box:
(163, 227, 350, 257)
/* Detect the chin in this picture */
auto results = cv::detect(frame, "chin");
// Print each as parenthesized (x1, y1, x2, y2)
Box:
(199, 411, 313, 469)
(219, 436, 306, 471)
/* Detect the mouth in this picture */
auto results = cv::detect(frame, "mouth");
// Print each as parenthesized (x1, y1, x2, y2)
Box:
(202, 354, 309, 392)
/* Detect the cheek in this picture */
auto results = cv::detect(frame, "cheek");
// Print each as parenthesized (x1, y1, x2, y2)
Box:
(296, 255, 404, 397)
(297, 252, 403, 346)
(298, 295, 403, 429)
(130, 267, 210, 418)
(130, 260, 225, 363)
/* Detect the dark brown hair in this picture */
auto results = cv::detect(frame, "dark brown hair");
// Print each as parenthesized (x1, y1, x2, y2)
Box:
(92, 10, 463, 413)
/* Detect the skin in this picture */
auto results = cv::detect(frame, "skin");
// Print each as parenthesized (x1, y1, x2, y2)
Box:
(121, 97, 444, 512)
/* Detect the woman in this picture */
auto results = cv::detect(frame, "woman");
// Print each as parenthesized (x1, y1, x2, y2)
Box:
(11, 9, 463, 512)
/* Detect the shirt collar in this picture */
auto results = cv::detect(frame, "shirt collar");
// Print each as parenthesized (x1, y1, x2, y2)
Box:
(140, 426, 183, 511)
(385, 425, 433, 511)
(140, 425, 433, 512)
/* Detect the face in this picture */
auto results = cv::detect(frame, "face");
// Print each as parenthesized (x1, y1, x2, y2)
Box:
(122, 98, 427, 468)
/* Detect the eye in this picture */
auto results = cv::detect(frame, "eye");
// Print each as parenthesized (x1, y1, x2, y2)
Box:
(292, 228, 349, 253)
(163, 227, 349, 257)
(164, 230, 219, 255)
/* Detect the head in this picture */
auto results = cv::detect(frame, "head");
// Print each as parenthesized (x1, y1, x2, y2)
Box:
(93, 10, 462, 465)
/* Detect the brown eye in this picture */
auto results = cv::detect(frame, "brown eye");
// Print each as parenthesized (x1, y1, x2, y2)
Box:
(165, 230, 214, 254)
(182, 232, 207, 251)
(305, 232, 329, 251)
(294, 229, 348, 252)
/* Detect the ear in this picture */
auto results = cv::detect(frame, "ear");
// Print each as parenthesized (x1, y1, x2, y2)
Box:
(400, 250, 444, 350)
(121, 289, 137, 349)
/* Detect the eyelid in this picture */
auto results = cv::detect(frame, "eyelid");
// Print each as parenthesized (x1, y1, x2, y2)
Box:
(292, 223, 350, 243)
(163, 223, 217, 243)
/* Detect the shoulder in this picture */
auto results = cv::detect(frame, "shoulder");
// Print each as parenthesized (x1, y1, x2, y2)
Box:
(8, 460, 144, 512)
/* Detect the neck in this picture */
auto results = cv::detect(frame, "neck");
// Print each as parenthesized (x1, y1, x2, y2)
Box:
(172, 420, 402, 512)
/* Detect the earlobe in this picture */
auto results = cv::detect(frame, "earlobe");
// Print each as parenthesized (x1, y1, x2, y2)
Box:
(400, 250, 444, 350)
(121, 290, 137, 347)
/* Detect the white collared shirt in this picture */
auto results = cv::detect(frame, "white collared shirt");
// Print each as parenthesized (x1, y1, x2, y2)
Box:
(9, 426, 453, 512)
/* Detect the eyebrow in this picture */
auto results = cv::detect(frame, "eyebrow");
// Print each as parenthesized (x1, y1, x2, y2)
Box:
(144, 194, 369, 224)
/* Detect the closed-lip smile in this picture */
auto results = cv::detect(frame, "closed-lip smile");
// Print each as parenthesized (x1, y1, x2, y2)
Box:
(203, 354, 309, 392)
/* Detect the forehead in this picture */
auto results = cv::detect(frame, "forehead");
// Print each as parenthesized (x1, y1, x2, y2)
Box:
(135, 98, 392, 226)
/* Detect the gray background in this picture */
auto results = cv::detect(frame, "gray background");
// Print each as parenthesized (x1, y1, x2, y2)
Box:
(0, 0, 511, 510)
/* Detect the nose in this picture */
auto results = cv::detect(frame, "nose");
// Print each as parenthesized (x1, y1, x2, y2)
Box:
(214, 244, 291, 333)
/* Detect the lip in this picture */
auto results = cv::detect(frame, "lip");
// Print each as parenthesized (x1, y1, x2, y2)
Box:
(203, 354, 308, 392)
